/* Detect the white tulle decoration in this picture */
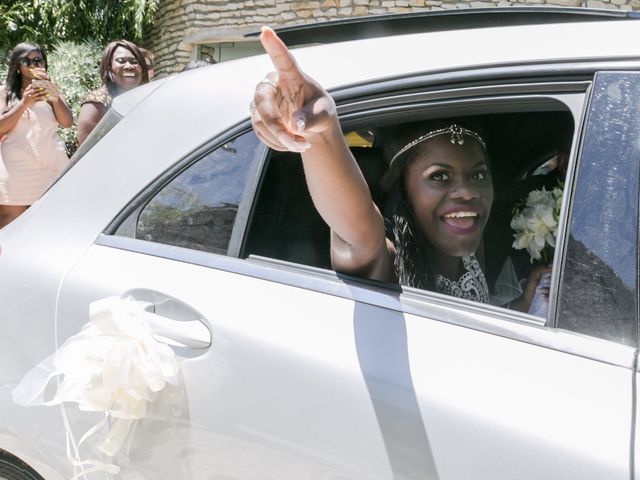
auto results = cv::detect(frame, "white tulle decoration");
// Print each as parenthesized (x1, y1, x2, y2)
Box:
(12, 296, 180, 477)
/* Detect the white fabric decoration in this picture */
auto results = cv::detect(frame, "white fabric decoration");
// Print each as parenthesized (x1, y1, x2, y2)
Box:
(12, 296, 180, 477)
(489, 256, 524, 307)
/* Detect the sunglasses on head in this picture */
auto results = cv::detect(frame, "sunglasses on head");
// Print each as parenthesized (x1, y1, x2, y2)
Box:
(19, 57, 45, 68)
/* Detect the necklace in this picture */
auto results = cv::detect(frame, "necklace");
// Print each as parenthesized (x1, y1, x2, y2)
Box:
(434, 255, 489, 303)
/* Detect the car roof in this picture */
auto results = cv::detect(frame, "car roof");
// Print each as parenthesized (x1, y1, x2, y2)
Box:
(114, 17, 640, 123)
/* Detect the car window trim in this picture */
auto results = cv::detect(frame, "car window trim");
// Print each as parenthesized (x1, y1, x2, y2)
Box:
(338, 80, 592, 116)
(227, 139, 269, 257)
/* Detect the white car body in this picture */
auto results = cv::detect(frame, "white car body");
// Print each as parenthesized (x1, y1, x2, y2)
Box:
(1, 11, 640, 480)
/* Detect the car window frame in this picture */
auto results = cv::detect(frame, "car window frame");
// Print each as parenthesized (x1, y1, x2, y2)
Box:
(243, 87, 586, 328)
(108, 123, 269, 257)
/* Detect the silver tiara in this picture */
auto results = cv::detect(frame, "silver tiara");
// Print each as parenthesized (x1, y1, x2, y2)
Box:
(390, 124, 487, 167)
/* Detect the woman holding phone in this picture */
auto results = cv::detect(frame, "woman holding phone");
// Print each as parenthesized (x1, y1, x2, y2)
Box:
(0, 42, 72, 228)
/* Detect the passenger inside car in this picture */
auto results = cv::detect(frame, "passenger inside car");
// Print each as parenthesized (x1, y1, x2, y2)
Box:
(249, 27, 553, 313)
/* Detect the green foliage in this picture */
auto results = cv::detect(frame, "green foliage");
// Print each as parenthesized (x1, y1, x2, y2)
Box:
(0, 1, 59, 57)
(0, 0, 159, 56)
(47, 41, 103, 153)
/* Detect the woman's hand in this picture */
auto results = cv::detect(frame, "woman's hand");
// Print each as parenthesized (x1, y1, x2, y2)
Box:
(250, 26, 392, 281)
(20, 84, 48, 109)
(250, 26, 337, 152)
(30, 69, 62, 103)
(510, 264, 552, 313)
(30, 68, 49, 81)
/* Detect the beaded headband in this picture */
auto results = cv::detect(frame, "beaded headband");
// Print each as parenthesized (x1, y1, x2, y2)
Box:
(390, 124, 487, 167)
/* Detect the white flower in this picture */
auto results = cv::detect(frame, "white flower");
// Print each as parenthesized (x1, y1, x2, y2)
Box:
(512, 185, 563, 263)
(526, 188, 555, 209)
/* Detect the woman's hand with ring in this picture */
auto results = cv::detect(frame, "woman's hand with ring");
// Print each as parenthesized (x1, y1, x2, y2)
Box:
(250, 26, 337, 153)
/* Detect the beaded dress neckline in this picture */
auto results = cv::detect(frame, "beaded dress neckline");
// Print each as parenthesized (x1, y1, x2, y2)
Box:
(434, 255, 489, 303)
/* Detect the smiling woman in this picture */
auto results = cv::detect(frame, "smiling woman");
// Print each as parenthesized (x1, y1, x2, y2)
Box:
(76, 39, 149, 146)
(377, 120, 493, 298)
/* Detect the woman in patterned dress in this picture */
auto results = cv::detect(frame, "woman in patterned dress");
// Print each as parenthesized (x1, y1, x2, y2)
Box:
(250, 27, 545, 310)
(77, 40, 149, 145)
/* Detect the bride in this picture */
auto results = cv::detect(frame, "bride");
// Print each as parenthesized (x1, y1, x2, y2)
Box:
(250, 26, 546, 311)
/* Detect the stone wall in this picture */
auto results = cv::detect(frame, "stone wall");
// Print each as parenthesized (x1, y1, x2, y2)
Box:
(145, 0, 640, 77)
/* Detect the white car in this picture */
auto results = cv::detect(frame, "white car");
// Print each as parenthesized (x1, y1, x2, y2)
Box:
(2, 8, 640, 480)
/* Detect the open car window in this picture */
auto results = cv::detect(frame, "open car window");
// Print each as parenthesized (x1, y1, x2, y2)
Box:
(244, 103, 576, 319)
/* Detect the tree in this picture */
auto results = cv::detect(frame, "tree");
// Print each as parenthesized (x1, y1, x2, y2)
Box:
(47, 40, 103, 152)
(0, 0, 158, 56)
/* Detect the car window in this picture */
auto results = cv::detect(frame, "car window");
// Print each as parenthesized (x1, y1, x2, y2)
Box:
(244, 106, 576, 318)
(557, 72, 640, 347)
(130, 131, 262, 255)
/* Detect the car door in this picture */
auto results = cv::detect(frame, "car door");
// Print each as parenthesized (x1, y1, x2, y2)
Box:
(54, 72, 639, 480)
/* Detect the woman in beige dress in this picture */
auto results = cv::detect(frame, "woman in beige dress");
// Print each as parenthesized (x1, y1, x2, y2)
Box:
(0, 43, 73, 228)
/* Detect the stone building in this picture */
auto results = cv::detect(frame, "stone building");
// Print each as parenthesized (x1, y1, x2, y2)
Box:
(145, 0, 640, 77)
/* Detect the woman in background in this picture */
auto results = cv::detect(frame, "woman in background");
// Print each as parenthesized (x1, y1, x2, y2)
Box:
(0, 42, 72, 228)
(77, 40, 149, 145)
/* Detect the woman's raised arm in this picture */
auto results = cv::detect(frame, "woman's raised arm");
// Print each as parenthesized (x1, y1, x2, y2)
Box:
(250, 27, 393, 280)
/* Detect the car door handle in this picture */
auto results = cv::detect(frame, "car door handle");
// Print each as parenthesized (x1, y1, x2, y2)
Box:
(142, 310, 212, 349)
(124, 288, 213, 350)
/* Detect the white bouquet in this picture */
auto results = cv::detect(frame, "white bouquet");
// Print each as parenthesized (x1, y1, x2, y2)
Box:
(511, 185, 563, 263)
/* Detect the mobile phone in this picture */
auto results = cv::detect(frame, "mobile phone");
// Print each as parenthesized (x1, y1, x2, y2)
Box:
(31, 79, 57, 100)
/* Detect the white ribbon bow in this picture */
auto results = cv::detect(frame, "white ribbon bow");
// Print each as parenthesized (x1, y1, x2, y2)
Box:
(12, 296, 180, 478)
